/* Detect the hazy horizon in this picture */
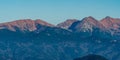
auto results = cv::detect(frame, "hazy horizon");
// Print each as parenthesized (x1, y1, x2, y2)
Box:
(0, 0, 120, 24)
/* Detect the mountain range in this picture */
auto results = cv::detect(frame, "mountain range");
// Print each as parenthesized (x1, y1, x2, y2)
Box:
(0, 16, 120, 60)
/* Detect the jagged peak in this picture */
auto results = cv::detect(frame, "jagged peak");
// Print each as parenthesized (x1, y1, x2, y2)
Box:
(100, 16, 120, 23)
(105, 16, 112, 19)
(69, 16, 105, 32)
(101, 16, 114, 21)
(86, 16, 95, 19)
(80, 16, 99, 25)
(100, 16, 120, 28)
(82, 16, 97, 22)
(87, 16, 95, 19)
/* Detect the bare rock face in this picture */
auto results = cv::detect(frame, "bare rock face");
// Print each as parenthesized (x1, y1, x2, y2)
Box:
(100, 16, 120, 37)
(69, 16, 105, 32)
(0, 19, 54, 32)
(68, 16, 111, 39)
(57, 19, 78, 29)
(100, 16, 120, 30)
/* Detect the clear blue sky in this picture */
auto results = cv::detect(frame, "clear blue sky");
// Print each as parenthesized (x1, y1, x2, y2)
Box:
(0, 0, 120, 24)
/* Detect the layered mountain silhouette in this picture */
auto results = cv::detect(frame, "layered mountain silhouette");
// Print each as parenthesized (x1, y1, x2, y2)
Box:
(0, 16, 120, 60)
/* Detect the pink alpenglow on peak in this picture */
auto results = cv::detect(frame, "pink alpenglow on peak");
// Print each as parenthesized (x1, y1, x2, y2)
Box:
(0, 19, 54, 32)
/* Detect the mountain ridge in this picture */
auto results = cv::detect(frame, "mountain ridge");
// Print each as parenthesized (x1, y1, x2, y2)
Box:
(0, 19, 54, 32)
(0, 16, 120, 39)
(0, 16, 120, 60)
(0, 16, 120, 31)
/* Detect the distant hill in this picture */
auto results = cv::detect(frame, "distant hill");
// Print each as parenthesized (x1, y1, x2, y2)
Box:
(74, 54, 108, 60)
